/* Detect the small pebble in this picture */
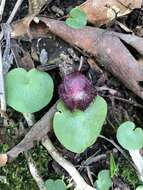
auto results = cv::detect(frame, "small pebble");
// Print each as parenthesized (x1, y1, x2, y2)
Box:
(40, 49, 48, 65)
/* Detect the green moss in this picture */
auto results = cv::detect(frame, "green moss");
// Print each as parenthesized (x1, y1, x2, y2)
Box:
(0, 144, 57, 190)
(118, 159, 141, 189)
(0, 154, 38, 190)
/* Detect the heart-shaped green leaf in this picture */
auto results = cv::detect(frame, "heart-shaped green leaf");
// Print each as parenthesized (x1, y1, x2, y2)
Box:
(94, 170, 112, 190)
(66, 7, 87, 29)
(53, 96, 107, 153)
(136, 186, 143, 190)
(117, 121, 143, 150)
(45, 179, 66, 190)
(5, 68, 54, 113)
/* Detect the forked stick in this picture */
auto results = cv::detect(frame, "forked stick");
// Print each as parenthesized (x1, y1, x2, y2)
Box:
(42, 136, 96, 190)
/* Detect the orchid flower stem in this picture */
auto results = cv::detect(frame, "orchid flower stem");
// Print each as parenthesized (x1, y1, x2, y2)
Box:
(129, 150, 143, 182)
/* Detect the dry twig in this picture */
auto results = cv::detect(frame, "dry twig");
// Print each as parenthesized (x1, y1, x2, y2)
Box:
(0, 44, 6, 112)
(25, 152, 47, 190)
(0, 0, 6, 112)
(0, 0, 7, 21)
(7, 0, 24, 24)
(22, 108, 46, 190)
(99, 135, 136, 169)
(42, 136, 96, 190)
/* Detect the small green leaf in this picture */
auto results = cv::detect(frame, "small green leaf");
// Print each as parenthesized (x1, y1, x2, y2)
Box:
(66, 7, 87, 29)
(53, 96, 107, 153)
(94, 170, 112, 190)
(136, 186, 143, 190)
(45, 179, 66, 190)
(0, 144, 9, 153)
(5, 68, 54, 113)
(117, 121, 143, 150)
(110, 153, 118, 178)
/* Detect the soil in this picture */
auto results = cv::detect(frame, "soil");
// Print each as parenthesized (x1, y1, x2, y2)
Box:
(0, 0, 143, 190)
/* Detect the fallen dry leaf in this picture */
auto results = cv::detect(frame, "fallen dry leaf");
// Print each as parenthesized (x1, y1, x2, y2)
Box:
(79, 0, 142, 26)
(11, 16, 49, 39)
(11, 0, 52, 38)
(10, 17, 143, 99)
(28, 0, 52, 15)
(35, 17, 143, 99)
(11, 40, 35, 70)
(11, 15, 35, 39)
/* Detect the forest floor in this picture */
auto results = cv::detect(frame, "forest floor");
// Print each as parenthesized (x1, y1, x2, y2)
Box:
(1, 0, 143, 190)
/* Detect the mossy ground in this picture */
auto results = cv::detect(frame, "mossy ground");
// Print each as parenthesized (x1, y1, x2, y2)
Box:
(118, 159, 142, 189)
(0, 144, 60, 190)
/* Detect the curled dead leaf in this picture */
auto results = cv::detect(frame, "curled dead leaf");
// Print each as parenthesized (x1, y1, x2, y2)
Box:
(36, 17, 143, 99)
(11, 15, 35, 39)
(11, 40, 35, 70)
(11, 16, 49, 39)
(79, 0, 142, 26)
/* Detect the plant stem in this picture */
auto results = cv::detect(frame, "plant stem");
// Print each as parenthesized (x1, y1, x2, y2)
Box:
(7, 0, 24, 24)
(129, 150, 143, 182)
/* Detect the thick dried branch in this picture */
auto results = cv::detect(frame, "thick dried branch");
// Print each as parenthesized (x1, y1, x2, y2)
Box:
(0, 103, 57, 164)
